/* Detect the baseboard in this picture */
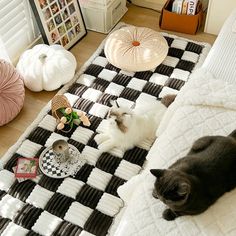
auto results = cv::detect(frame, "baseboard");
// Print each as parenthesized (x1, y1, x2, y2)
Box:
(131, 0, 208, 12)
(131, 0, 164, 11)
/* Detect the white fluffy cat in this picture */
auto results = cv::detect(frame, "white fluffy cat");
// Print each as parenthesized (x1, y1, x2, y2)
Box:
(95, 97, 174, 152)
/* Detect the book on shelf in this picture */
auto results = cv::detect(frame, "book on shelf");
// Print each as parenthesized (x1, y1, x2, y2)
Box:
(182, 0, 188, 14)
(187, 0, 199, 15)
(172, 0, 183, 14)
(171, 0, 199, 15)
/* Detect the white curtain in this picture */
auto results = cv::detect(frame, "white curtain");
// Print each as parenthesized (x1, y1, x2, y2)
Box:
(0, 37, 10, 62)
(0, 0, 40, 63)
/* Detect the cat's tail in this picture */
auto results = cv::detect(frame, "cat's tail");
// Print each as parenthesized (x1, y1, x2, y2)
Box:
(229, 129, 236, 139)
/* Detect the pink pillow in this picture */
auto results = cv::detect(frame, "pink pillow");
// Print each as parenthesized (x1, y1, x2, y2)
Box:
(0, 60, 25, 126)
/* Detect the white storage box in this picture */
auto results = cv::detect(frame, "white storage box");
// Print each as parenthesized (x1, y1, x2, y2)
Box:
(81, 0, 112, 6)
(79, 0, 128, 33)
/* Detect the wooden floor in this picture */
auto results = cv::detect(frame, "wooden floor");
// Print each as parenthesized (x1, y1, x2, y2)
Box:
(0, 4, 216, 157)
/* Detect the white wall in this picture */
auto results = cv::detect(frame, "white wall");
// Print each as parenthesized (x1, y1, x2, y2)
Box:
(205, 0, 236, 35)
(201, 0, 209, 11)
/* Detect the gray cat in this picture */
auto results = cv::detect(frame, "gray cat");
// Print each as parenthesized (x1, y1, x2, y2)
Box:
(150, 130, 236, 221)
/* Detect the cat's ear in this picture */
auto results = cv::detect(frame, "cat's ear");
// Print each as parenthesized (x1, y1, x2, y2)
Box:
(229, 129, 236, 139)
(177, 182, 190, 196)
(191, 137, 213, 153)
(150, 169, 165, 178)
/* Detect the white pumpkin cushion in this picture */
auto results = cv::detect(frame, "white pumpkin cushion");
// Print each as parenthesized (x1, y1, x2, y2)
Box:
(104, 26, 168, 72)
(17, 44, 77, 92)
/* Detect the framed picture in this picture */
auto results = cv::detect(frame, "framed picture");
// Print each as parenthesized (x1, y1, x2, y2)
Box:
(30, 0, 87, 49)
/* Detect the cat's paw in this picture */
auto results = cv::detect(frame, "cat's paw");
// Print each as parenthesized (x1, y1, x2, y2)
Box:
(162, 209, 178, 221)
(98, 141, 115, 152)
(94, 134, 109, 145)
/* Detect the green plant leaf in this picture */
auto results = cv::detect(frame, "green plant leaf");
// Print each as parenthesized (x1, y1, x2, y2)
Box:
(72, 111, 78, 119)
(59, 108, 67, 116)
(73, 119, 81, 126)
(69, 122, 74, 128)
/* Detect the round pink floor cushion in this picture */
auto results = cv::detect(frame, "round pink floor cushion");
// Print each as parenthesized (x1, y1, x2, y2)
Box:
(0, 60, 25, 126)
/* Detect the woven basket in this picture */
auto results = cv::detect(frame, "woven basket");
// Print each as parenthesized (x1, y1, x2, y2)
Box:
(51, 95, 73, 132)
(51, 95, 71, 119)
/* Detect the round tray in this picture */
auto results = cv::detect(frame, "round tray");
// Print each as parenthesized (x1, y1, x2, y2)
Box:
(39, 144, 85, 179)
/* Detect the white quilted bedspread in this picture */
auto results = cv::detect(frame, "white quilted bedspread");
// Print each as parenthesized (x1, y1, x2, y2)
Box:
(114, 69, 236, 236)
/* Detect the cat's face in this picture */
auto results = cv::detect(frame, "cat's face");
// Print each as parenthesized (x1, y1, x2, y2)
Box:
(107, 102, 134, 133)
(150, 169, 191, 210)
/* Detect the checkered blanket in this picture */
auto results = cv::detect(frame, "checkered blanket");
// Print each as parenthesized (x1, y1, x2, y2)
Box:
(0, 25, 210, 236)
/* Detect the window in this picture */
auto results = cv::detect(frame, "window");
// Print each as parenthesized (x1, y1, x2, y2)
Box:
(0, 0, 40, 63)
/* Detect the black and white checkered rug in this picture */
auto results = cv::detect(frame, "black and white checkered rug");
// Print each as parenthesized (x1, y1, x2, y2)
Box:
(0, 24, 210, 236)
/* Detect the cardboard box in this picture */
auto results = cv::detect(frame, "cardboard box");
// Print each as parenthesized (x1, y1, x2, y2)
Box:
(159, 0, 203, 35)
